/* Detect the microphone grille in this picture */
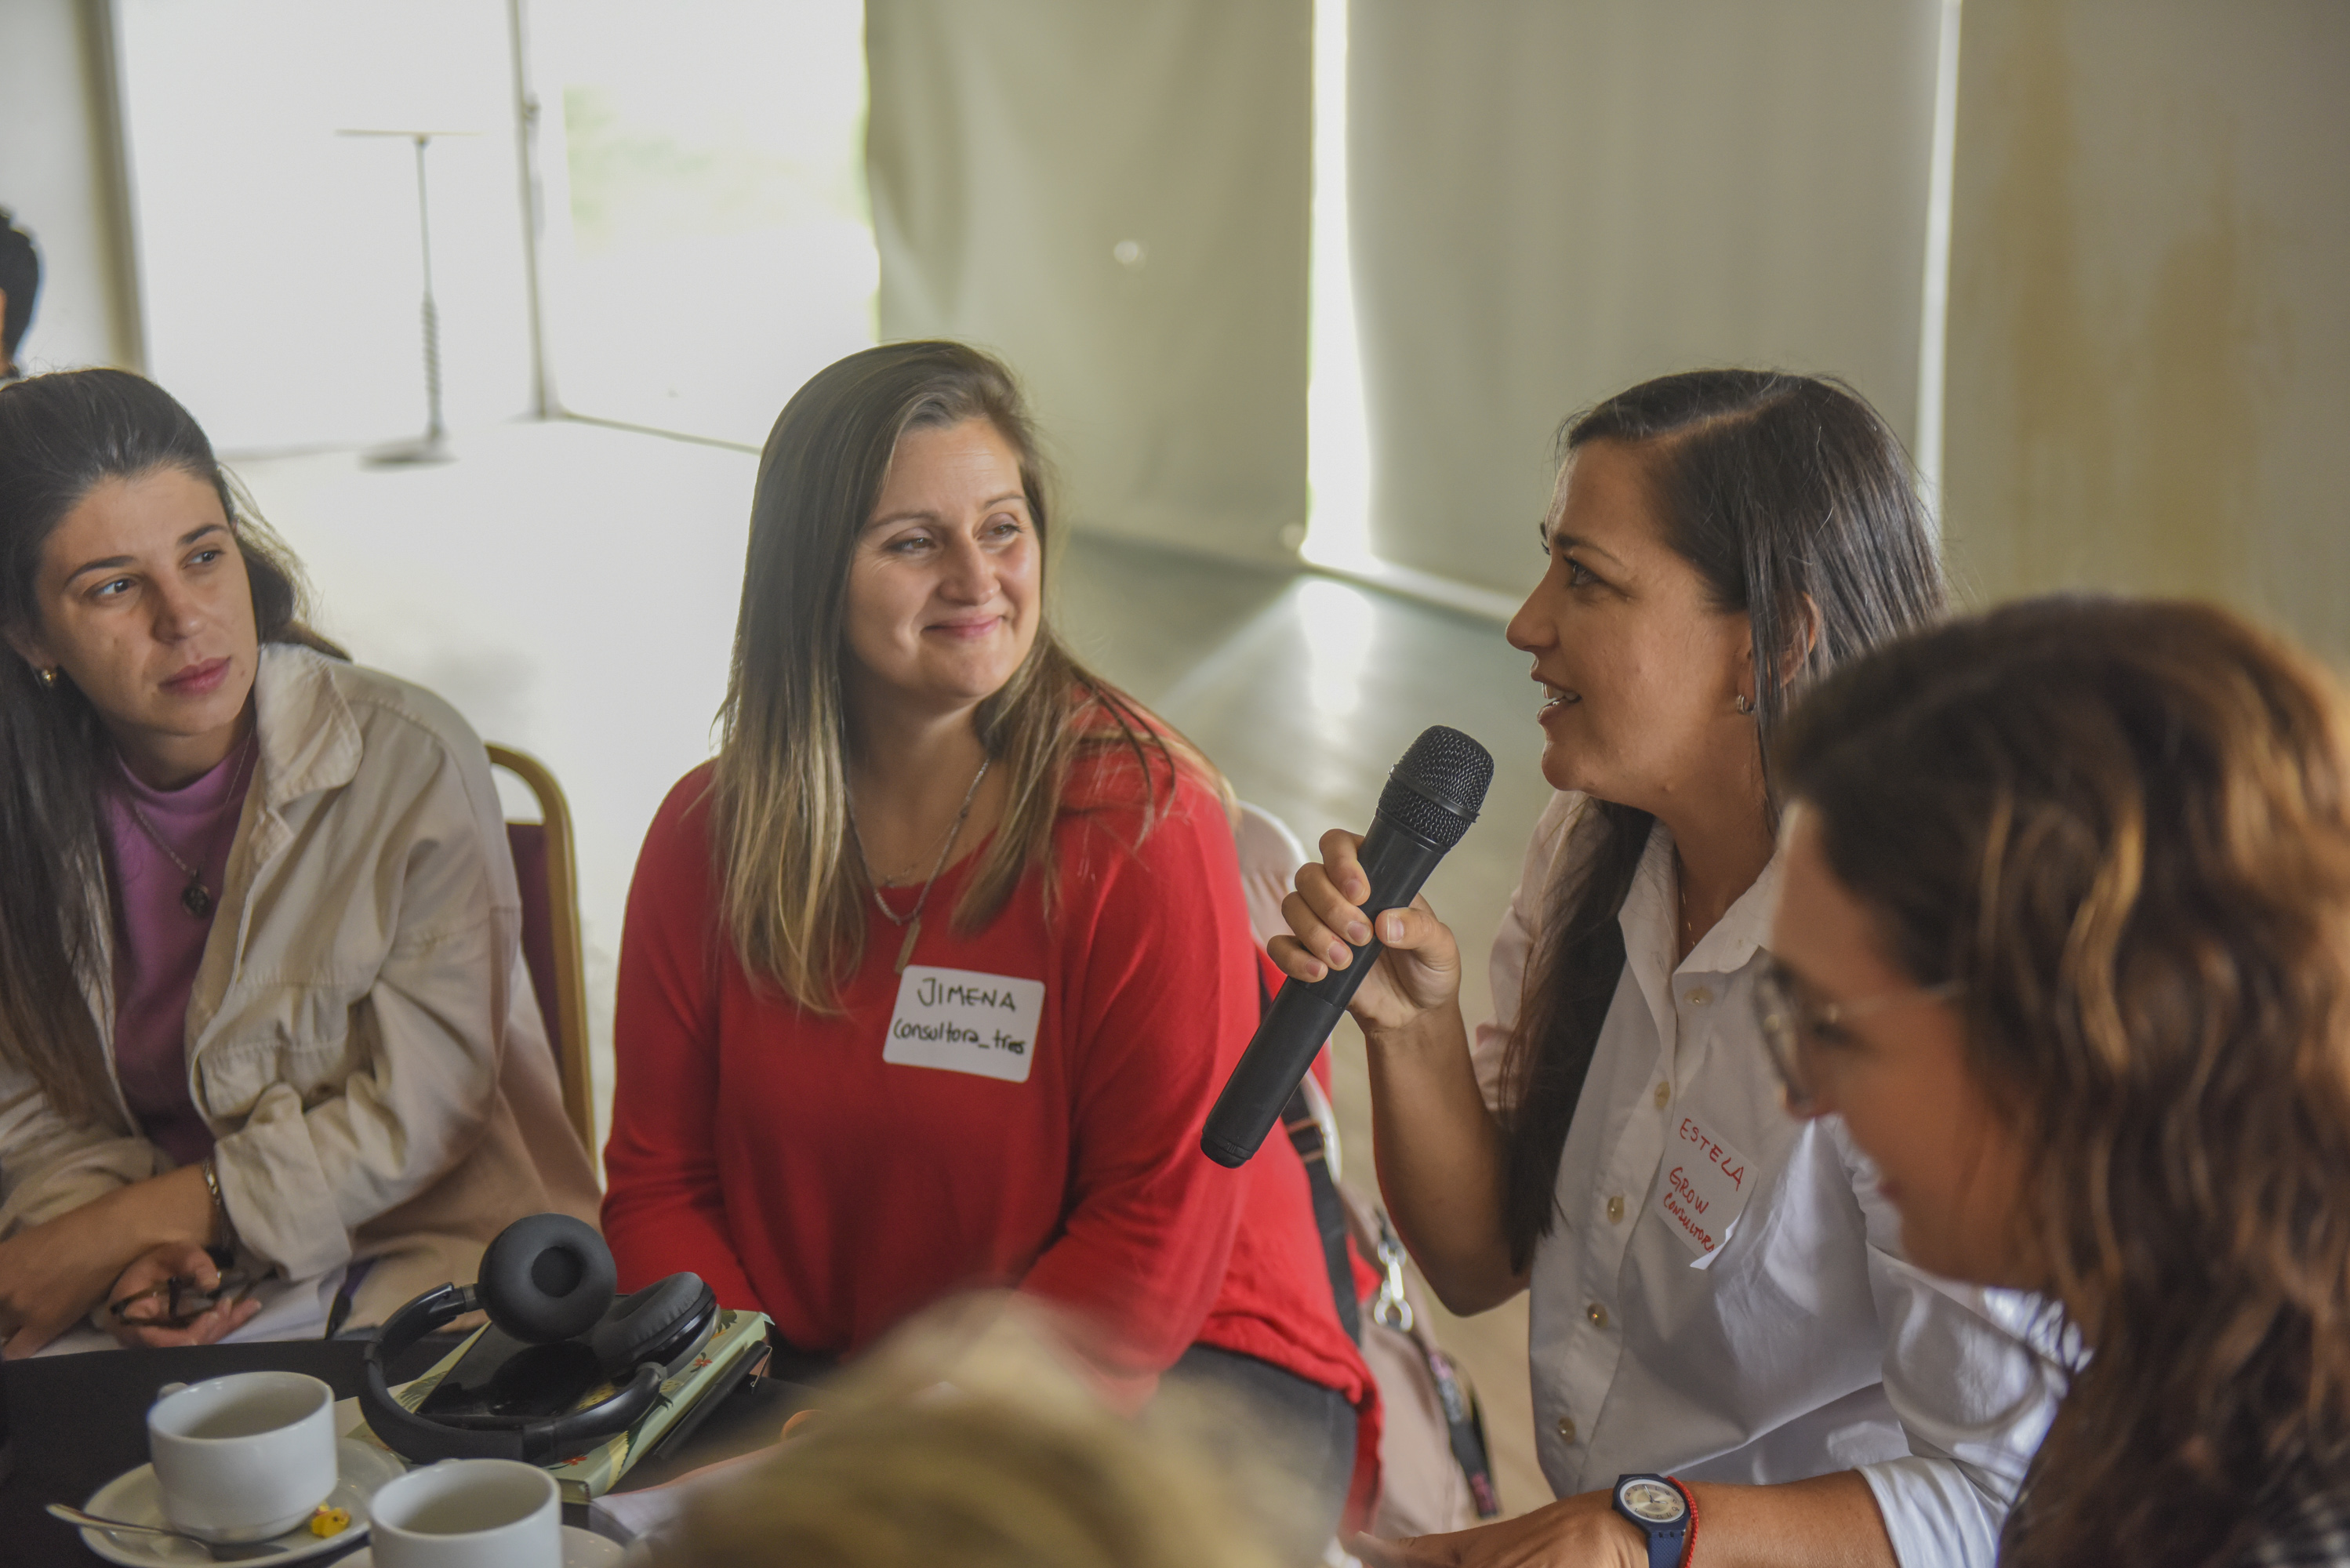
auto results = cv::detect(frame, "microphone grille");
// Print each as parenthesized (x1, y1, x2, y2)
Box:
(1375, 726, 1496, 850)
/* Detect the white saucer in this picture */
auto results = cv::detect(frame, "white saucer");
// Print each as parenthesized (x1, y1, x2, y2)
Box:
(340, 1523, 623, 1566)
(79, 1436, 407, 1566)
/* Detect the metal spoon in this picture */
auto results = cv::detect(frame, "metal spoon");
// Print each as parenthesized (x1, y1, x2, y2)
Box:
(45, 1503, 292, 1559)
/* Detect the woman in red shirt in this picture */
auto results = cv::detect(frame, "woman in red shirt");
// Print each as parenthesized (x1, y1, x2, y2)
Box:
(603, 340, 1375, 1532)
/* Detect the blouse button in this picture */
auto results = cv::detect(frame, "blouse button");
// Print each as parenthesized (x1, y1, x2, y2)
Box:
(1556, 1417, 1578, 1443)
(1653, 1082, 1671, 1109)
(1606, 1194, 1625, 1224)
(1686, 986, 1710, 1006)
(1587, 1302, 1609, 1329)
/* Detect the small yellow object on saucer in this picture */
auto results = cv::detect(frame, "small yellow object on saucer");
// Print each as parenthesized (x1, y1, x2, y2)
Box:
(309, 1504, 352, 1537)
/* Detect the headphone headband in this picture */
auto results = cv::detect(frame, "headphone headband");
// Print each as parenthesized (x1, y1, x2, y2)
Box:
(358, 1279, 671, 1465)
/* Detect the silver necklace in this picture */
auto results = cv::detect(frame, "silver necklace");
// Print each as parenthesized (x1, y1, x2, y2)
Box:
(848, 755, 992, 975)
(123, 733, 257, 920)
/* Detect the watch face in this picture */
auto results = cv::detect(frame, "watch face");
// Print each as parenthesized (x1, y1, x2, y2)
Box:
(1618, 1479, 1687, 1524)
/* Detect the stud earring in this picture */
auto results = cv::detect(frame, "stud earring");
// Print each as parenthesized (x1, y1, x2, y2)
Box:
(1734, 692, 1754, 715)
(36, 666, 58, 690)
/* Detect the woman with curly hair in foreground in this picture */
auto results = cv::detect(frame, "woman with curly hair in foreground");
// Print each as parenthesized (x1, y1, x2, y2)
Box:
(1768, 596, 2350, 1566)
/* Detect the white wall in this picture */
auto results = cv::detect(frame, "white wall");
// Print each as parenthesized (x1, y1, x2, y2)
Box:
(112, 0, 538, 452)
(1941, 0, 2350, 662)
(0, 0, 140, 373)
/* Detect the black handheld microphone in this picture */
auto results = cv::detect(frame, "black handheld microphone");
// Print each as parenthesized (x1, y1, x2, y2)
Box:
(1203, 725, 1495, 1167)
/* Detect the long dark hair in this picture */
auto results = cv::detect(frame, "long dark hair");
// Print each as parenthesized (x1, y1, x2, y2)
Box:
(713, 340, 1216, 1010)
(1496, 369, 1945, 1271)
(1775, 597, 2350, 1566)
(0, 368, 323, 1127)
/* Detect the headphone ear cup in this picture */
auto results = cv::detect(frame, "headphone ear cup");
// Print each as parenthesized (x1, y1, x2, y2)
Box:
(587, 1273, 714, 1376)
(477, 1213, 616, 1344)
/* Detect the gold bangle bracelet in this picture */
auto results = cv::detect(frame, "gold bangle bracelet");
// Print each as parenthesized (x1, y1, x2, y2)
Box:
(201, 1156, 235, 1250)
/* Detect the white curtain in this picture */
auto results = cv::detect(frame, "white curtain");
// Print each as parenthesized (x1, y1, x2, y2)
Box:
(1940, 0, 2350, 661)
(865, 0, 1313, 565)
(1347, 1, 1948, 595)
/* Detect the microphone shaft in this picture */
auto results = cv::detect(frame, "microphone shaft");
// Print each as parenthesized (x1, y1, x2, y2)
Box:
(1201, 818, 1450, 1167)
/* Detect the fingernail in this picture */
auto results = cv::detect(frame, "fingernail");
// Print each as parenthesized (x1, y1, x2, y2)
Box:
(1308, 962, 1328, 981)
(1325, 942, 1349, 967)
(1345, 921, 1371, 946)
(1386, 915, 1405, 942)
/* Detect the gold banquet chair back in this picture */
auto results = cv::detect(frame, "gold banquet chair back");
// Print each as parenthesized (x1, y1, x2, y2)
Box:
(487, 744, 596, 1152)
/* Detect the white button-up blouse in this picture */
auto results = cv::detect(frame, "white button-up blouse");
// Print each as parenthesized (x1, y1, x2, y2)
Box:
(1467, 793, 2061, 1568)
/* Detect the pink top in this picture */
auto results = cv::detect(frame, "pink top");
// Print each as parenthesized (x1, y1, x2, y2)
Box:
(103, 737, 255, 1167)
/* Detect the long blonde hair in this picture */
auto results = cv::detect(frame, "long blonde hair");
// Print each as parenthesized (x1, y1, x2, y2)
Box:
(648, 1295, 1300, 1568)
(714, 342, 1211, 1010)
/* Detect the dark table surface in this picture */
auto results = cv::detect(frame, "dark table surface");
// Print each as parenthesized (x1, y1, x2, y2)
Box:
(0, 1339, 810, 1566)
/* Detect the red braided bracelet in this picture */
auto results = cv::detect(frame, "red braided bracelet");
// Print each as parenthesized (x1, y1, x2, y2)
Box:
(1667, 1476, 1698, 1568)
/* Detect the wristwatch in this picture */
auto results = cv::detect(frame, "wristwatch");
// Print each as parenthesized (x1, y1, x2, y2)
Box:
(1611, 1473, 1695, 1568)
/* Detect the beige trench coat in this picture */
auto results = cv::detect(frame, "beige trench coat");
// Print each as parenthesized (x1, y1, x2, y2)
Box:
(0, 644, 601, 1328)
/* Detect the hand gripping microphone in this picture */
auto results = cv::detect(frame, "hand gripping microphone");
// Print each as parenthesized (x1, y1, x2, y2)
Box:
(1203, 725, 1495, 1167)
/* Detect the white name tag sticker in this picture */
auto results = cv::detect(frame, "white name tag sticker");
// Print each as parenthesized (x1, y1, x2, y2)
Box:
(1656, 1112, 1757, 1266)
(881, 965, 1044, 1083)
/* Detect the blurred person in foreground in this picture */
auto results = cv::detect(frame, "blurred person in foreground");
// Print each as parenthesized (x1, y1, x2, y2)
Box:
(0, 368, 596, 1353)
(645, 1293, 1305, 1568)
(1769, 596, 2350, 1566)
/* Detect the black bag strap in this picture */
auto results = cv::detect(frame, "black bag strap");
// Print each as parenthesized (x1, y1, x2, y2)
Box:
(1360, 1203, 1502, 1519)
(1255, 954, 1499, 1518)
(1283, 1083, 1361, 1345)
(1430, 1344, 1502, 1518)
(1259, 958, 1362, 1345)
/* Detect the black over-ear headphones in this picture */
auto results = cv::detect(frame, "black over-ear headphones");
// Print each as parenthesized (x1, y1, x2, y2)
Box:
(361, 1213, 719, 1465)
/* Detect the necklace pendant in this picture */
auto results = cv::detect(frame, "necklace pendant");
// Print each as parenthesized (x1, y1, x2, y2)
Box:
(180, 879, 212, 919)
(894, 917, 921, 975)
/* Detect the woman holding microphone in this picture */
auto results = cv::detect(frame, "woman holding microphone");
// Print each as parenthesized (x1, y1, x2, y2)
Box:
(1274, 371, 2057, 1566)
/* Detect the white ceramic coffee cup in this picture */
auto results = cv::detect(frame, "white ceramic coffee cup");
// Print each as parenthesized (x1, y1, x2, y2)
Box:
(368, 1458, 562, 1568)
(147, 1370, 337, 1542)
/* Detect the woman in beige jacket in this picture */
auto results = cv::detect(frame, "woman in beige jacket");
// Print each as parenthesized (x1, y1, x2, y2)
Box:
(0, 368, 597, 1354)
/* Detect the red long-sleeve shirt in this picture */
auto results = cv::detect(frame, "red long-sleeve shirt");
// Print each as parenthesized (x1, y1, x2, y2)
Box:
(603, 749, 1376, 1510)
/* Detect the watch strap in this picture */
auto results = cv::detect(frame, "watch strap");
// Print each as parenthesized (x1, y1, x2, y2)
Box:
(1612, 1473, 1694, 1568)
